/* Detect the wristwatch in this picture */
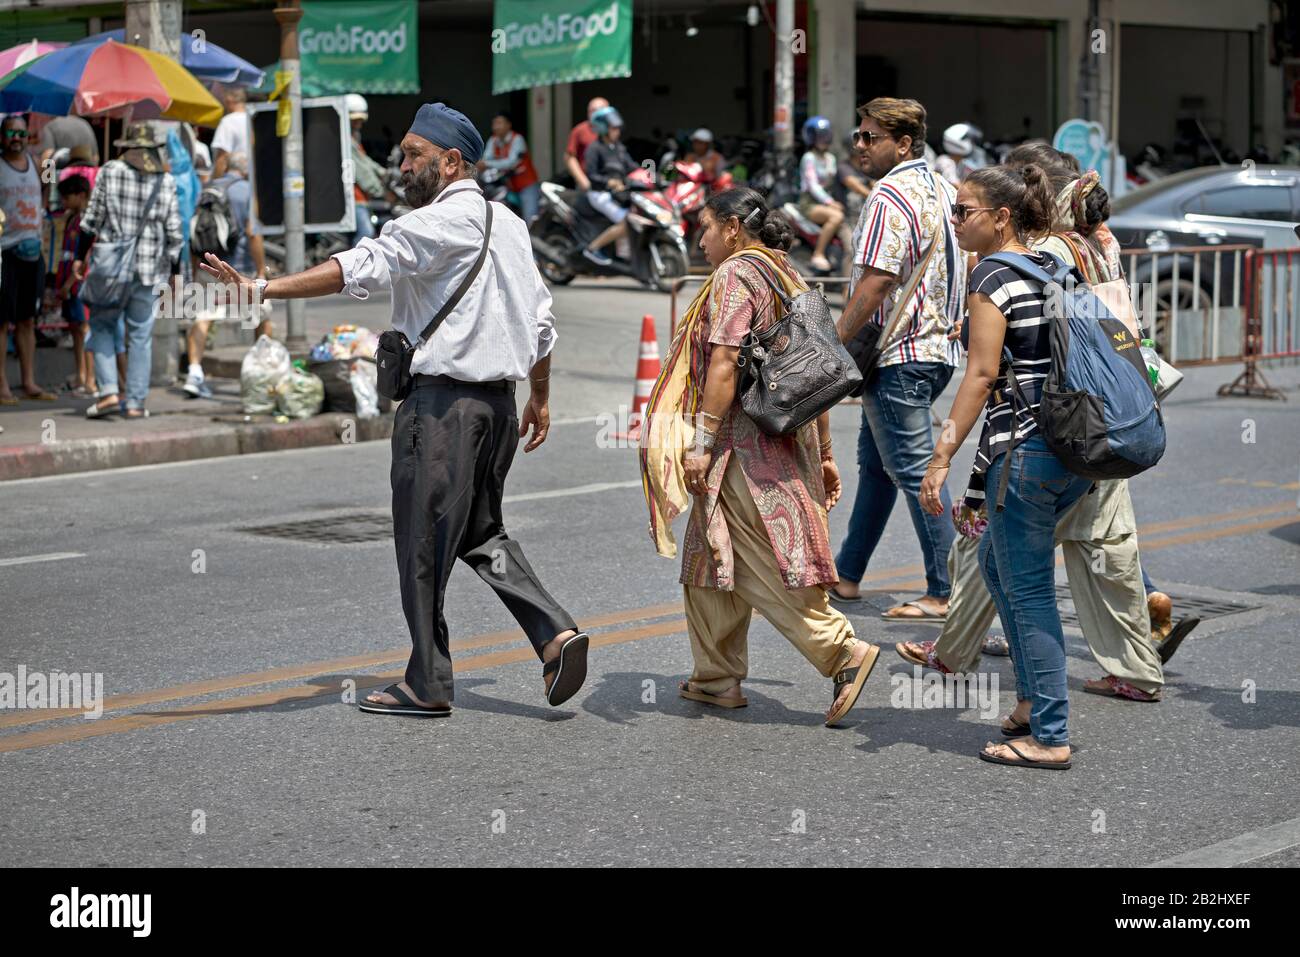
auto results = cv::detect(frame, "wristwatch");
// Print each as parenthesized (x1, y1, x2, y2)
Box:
(252, 277, 269, 304)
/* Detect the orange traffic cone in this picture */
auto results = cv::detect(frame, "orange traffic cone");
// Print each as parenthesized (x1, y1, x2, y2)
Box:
(616, 314, 661, 442)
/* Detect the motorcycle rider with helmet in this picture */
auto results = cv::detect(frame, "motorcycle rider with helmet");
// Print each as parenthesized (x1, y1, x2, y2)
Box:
(683, 127, 723, 181)
(798, 115, 846, 272)
(583, 106, 638, 267)
(934, 122, 983, 187)
(346, 93, 389, 246)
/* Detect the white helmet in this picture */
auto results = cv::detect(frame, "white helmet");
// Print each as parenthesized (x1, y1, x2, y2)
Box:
(345, 93, 369, 122)
(690, 128, 713, 144)
(942, 123, 979, 158)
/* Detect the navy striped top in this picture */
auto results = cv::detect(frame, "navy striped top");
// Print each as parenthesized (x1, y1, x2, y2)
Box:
(962, 250, 1061, 509)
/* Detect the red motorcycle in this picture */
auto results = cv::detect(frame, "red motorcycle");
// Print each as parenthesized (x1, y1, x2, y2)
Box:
(664, 160, 734, 263)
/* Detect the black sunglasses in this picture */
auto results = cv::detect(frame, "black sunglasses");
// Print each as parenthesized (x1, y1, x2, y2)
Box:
(951, 204, 996, 224)
(851, 130, 889, 147)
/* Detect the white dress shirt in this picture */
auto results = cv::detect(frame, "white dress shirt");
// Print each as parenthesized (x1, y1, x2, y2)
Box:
(332, 178, 557, 381)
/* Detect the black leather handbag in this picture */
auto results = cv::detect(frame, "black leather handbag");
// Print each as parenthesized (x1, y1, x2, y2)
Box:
(734, 256, 862, 436)
(376, 195, 494, 402)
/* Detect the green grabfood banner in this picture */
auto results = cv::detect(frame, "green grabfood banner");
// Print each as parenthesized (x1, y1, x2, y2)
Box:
(300, 0, 419, 95)
(492, 0, 632, 95)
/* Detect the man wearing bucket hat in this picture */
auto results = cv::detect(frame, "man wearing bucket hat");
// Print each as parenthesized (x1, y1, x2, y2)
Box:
(200, 101, 590, 719)
(73, 122, 183, 420)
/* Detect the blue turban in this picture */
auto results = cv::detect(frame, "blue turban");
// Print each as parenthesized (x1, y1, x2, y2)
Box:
(407, 102, 484, 165)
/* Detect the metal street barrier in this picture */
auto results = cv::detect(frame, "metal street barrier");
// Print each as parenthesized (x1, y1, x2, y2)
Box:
(1219, 247, 1300, 399)
(1118, 244, 1253, 367)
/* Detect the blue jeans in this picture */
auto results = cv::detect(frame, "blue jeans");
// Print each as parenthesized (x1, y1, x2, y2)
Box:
(979, 434, 1091, 746)
(836, 361, 955, 598)
(89, 281, 157, 410)
(516, 182, 540, 223)
(1141, 564, 1157, 595)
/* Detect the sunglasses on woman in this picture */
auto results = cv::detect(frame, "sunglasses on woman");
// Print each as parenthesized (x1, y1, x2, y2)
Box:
(2, 129, 27, 139)
(951, 204, 996, 224)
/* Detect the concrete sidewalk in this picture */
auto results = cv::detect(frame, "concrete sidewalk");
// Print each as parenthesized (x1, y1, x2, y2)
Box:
(0, 371, 391, 482)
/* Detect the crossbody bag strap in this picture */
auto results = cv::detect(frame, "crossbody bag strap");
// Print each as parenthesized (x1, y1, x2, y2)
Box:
(876, 234, 938, 355)
(131, 172, 165, 240)
(416, 195, 494, 345)
(993, 346, 1026, 512)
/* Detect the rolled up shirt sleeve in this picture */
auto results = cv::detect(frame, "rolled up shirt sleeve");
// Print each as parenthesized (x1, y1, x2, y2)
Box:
(332, 216, 440, 301)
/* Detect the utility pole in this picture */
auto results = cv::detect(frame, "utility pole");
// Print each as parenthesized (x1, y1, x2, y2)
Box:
(125, 0, 182, 386)
(773, 0, 795, 166)
(275, 1, 308, 352)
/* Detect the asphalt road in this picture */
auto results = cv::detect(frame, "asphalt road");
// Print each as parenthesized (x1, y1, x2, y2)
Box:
(1, 278, 1298, 867)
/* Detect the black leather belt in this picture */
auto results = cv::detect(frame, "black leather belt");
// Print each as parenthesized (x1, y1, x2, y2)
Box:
(412, 373, 514, 394)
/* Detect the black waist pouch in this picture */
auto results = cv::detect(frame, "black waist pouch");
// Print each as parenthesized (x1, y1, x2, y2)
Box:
(375, 329, 414, 402)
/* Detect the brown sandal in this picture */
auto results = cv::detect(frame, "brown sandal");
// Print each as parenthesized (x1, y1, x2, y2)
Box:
(679, 681, 748, 709)
(825, 643, 880, 727)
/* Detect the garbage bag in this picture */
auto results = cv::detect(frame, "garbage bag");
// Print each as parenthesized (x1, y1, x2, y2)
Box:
(277, 365, 325, 419)
(349, 358, 380, 419)
(240, 335, 291, 415)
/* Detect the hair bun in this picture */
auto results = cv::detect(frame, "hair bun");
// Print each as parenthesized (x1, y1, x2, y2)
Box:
(758, 209, 795, 252)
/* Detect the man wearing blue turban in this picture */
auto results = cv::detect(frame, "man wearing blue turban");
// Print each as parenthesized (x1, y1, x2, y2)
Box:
(200, 102, 590, 718)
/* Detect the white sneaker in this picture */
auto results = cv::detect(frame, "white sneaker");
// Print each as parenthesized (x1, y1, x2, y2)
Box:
(810, 254, 832, 272)
(182, 370, 206, 398)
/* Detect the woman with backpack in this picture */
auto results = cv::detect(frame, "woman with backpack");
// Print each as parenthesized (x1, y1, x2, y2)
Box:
(639, 187, 879, 726)
(918, 164, 1092, 769)
(900, 149, 1182, 701)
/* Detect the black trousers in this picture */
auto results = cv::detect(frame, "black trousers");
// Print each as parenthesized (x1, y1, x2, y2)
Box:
(391, 376, 577, 702)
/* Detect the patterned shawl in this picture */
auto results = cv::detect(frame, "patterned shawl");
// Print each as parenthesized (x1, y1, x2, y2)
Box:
(1049, 170, 1122, 284)
(638, 244, 805, 558)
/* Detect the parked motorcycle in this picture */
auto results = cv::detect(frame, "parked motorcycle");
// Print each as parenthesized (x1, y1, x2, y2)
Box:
(529, 167, 689, 291)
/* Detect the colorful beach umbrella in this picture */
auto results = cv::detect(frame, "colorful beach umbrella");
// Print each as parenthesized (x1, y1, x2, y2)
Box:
(0, 38, 223, 126)
(0, 40, 65, 78)
(74, 30, 264, 88)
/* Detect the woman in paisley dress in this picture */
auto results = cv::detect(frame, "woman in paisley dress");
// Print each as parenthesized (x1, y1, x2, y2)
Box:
(639, 187, 880, 727)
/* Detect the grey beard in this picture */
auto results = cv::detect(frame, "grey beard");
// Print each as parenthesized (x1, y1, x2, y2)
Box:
(401, 164, 445, 208)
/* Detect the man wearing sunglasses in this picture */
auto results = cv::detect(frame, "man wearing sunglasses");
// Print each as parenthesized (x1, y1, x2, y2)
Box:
(829, 97, 965, 623)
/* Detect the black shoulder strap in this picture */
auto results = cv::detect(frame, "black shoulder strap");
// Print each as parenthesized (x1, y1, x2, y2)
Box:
(994, 346, 1034, 512)
(735, 252, 793, 309)
(417, 193, 494, 344)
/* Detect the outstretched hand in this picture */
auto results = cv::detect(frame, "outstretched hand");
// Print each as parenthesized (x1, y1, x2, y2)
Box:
(199, 252, 255, 304)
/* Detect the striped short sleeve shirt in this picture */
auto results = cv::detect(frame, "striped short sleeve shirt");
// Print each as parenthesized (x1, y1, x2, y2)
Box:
(850, 158, 964, 368)
(962, 250, 1061, 509)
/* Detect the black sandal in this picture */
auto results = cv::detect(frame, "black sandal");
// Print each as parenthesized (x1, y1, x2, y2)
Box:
(978, 740, 1072, 770)
(357, 683, 451, 718)
(543, 631, 589, 706)
(1001, 717, 1031, 737)
(825, 643, 880, 727)
(1158, 617, 1200, 665)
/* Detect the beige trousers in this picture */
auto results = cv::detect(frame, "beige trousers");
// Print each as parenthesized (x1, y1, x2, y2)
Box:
(934, 499, 1163, 693)
(683, 456, 858, 694)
